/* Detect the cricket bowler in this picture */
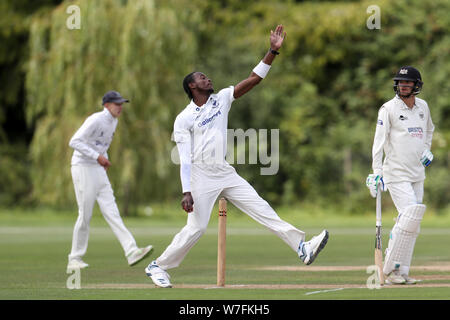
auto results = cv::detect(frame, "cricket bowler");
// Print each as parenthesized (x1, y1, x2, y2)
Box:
(67, 91, 153, 269)
(145, 25, 329, 288)
(366, 66, 435, 284)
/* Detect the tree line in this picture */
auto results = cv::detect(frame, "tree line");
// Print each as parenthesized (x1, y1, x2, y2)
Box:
(1, 0, 448, 214)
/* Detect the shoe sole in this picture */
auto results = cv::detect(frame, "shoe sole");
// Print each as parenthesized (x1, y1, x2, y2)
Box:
(67, 265, 88, 270)
(405, 279, 420, 285)
(306, 230, 329, 265)
(67, 263, 89, 269)
(145, 267, 172, 288)
(385, 280, 406, 285)
(129, 247, 154, 266)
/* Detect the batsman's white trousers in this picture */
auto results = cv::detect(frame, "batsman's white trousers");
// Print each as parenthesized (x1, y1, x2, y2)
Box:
(385, 180, 424, 275)
(387, 181, 424, 214)
(156, 164, 306, 270)
(68, 165, 138, 261)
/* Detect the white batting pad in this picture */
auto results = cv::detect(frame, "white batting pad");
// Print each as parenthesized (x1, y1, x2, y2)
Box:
(383, 204, 426, 275)
(397, 204, 426, 233)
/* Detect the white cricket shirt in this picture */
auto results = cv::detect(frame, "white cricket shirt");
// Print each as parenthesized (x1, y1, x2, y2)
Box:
(173, 86, 237, 192)
(372, 95, 434, 183)
(69, 108, 118, 166)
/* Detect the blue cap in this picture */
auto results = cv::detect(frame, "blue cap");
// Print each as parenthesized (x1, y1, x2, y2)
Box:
(102, 91, 130, 105)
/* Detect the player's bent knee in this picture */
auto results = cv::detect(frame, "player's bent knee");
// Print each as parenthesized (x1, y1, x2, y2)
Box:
(398, 204, 426, 234)
(188, 225, 208, 239)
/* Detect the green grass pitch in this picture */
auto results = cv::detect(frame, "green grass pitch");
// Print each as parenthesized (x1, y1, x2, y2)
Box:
(1, 206, 449, 301)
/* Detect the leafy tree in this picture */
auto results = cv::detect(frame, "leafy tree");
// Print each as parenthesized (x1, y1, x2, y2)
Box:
(4, 0, 447, 214)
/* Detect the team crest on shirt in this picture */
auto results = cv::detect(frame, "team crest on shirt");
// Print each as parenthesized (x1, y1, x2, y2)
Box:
(211, 99, 220, 108)
(419, 112, 424, 120)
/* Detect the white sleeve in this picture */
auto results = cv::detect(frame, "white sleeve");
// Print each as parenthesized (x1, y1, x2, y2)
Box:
(177, 141, 192, 193)
(372, 106, 389, 176)
(173, 113, 191, 144)
(69, 116, 100, 160)
(425, 105, 435, 150)
(220, 86, 235, 112)
(173, 112, 192, 192)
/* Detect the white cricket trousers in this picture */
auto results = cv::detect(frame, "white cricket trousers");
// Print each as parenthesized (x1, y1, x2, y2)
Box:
(387, 181, 424, 214)
(386, 180, 424, 275)
(156, 165, 306, 270)
(68, 165, 138, 261)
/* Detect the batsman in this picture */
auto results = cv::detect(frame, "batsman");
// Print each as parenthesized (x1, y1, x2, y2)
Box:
(367, 66, 435, 284)
(145, 25, 329, 288)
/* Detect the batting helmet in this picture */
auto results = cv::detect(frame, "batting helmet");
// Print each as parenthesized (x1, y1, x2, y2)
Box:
(393, 66, 423, 96)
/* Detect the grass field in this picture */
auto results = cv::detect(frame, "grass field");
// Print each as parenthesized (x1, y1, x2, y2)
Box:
(1, 204, 450, 303)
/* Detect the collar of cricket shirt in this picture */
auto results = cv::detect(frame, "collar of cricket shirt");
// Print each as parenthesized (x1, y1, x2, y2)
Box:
(103, 108, 117, 122)
(189, 96, 215, 113)
(394, 95, 417, 111)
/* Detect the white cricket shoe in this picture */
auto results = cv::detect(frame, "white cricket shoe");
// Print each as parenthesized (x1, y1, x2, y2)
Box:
(385, 270, 406, 285)
(67, 259, 89, 269)
(298, 230, 329, 265)
(127, 245, 153, 266)
(145, 261, 172, 288)
(402, 274, 421, 285)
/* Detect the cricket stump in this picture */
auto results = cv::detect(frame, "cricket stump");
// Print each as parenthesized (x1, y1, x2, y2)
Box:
(217, 198, 227, 287)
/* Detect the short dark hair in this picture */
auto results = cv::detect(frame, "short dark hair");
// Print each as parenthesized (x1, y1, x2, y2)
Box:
(183, 72, 197, 100)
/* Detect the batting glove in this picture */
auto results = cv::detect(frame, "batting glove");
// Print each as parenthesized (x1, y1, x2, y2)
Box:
(366, 174, 385, 198)
(420, 149, 434, 167)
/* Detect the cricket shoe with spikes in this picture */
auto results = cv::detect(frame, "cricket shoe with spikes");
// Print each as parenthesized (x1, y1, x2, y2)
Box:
(401, 274, 421, 285)
(127, 245, 153, 266)
(298, 230, 329, 265)
(145, 261, 172, 288)
(67, 259, 89, 269)
(385, 269, 406, 285)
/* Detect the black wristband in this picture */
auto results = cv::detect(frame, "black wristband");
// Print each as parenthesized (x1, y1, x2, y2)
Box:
(270, 48, 280, 55)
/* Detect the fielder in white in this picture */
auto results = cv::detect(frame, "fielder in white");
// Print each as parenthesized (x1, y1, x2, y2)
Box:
(145, 25, 329, 288)
(367, 66, 435, 285)
(67, 91, 153, 269)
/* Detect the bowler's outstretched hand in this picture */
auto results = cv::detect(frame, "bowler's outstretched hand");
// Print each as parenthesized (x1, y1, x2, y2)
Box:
(270, 25, 286, 51)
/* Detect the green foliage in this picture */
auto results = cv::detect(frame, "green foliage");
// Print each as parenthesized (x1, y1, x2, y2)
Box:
(0, 144, 31, 205)
(0, 0, 62, 142)
(192, 0, 450, 212)
(26, 0, 201, 210)
(1, 0, 447, 213)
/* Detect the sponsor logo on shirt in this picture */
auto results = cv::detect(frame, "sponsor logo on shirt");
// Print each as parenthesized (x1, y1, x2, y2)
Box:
(399, 115, 408, 121)
(408, 127, 423, 139)
(377, 119, 383, 125)
(198, 110, 222, 127)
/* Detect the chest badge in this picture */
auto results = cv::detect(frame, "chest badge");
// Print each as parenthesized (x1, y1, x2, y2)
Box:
(211, 99, 219, 108)
(399, 115, 408, 121)
(419, 112, 424, 120)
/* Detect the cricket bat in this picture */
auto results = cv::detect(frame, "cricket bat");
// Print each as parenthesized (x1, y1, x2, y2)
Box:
(375, 191, 385, 285)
